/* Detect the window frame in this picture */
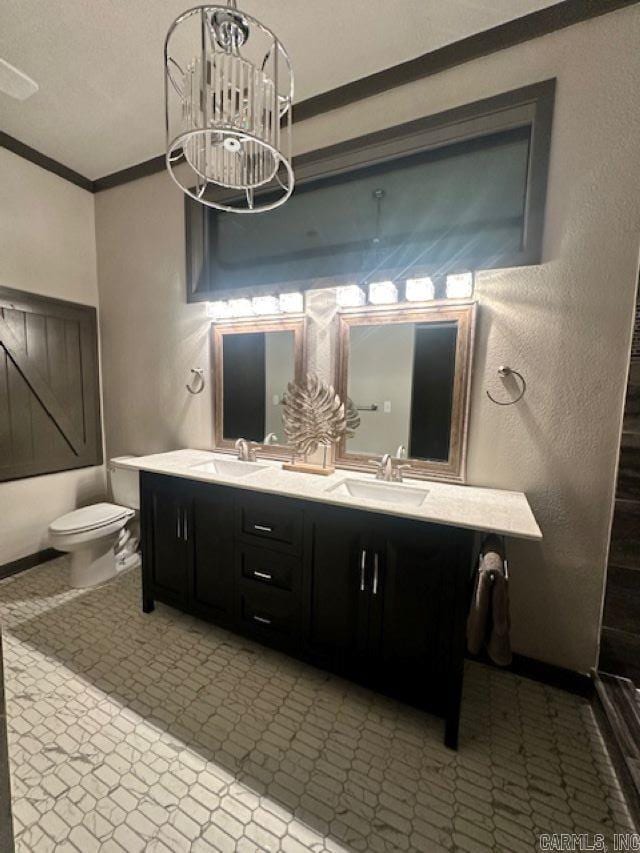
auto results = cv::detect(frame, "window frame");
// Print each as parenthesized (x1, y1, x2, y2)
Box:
(186, 79, 555, 302)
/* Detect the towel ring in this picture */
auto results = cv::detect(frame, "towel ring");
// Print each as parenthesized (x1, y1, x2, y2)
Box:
(486, 366, 526, 406)
(186, 368, 205, 395)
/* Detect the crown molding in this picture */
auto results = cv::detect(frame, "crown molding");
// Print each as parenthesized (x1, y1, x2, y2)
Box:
(2, 0, 638, 194)
(291, 0, 639, 124)
(0, 131, 93, 192)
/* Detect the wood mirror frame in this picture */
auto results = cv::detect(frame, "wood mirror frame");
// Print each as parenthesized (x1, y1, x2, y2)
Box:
(212, 316, 306, 458)
(334, 302, 476, 483)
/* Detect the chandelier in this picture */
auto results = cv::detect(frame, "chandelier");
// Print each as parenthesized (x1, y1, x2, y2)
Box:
(164, 1, 294, 213)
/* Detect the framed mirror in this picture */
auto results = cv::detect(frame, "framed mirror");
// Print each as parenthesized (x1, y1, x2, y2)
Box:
(335, 303, 476, 482)
(212, 317, 306, 457)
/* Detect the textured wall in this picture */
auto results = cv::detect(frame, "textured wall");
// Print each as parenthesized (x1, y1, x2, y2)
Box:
(95, 7, 640, 673)
(0, 148, 105, 565)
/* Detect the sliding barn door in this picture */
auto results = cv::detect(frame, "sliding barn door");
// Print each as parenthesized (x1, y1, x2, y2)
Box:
(0, 287, 103, 482)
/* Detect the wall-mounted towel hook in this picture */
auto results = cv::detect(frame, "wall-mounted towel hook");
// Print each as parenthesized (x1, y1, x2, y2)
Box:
(478, 534, 509, 584)
(186, 368, 205, 395)
(486, 366, 526, 406)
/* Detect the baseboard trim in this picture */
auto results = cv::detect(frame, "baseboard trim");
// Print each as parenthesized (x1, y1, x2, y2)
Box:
(0, 548, 61, 581)
(468, 651, 593, 698)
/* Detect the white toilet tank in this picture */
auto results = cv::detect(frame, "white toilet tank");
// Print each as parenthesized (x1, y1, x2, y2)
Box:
(109, 457, 140, 509)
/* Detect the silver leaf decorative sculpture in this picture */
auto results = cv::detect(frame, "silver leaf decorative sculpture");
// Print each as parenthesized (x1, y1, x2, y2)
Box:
(345, 397, 361, 435)
(282, 374, 356, 461)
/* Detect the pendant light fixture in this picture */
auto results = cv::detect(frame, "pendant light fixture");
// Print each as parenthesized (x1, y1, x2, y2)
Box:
(164, 1, 294, 213)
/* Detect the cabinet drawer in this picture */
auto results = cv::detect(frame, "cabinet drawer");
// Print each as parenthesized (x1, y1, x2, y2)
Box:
(238, 582, 296, 638)
(238, 545, 298, 592)
(237, 494, 303, 554)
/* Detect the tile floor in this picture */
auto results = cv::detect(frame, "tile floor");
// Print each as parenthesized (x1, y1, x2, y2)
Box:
(0, 556, 634, 852)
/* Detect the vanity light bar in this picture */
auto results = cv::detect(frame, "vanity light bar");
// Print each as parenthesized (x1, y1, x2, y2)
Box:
(368, 281, 398, 305)
(205, 292, 304, 322)
(279, 292, 304, 313)
(336, 285, 366, 307)
(228, 298, 255, 318)
(406, 277, 435, 302)
(252, 295, 280, 315)
(206, 272, 474, 321)
(206, 300, 233, 320)
(446, 272, 474, 298)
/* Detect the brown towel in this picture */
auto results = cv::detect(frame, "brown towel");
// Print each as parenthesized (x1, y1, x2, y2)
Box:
(467, 535, 512, 666)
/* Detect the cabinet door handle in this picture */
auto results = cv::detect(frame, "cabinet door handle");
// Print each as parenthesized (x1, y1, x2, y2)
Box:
(183, 509, 188, 541)
(372, 552, 379, 595)
(253, 615, 272, 625)
(254, 524, 273, 533)
(253, 570, 272, 581)
(360, 549, 367, 591)
(176, 507, 182, 540)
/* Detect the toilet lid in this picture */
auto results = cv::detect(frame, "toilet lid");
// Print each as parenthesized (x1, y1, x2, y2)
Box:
(50, 503, 133, 535)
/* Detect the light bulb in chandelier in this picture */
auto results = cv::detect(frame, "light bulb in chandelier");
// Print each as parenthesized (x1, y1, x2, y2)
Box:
(164, 1, 294, 213)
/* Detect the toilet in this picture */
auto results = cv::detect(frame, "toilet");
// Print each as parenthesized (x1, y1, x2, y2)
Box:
(49, 457, 140, 589)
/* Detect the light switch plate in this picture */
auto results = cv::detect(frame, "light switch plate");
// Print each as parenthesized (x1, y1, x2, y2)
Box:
(384, 401, 391, 413)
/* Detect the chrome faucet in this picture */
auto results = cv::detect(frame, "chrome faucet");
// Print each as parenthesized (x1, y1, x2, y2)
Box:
(235, 438, 257, 462)
(374, 453, 394, 482)
(372, 453, 411, 482)
(395, 444, 407, 459)
(263, 432, 278, 446)
(392, 463, 411, 483)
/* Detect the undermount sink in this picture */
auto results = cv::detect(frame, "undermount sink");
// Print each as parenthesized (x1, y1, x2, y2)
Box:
(328, 478, 429, 508)
(191, 459, 267, 478)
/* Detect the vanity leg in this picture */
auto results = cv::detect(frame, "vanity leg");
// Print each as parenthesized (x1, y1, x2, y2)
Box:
(445, 705, 461, 750)
(445, 612, 465, 750)
(444, 543, 473, 750)
(139, 523, 154, 613)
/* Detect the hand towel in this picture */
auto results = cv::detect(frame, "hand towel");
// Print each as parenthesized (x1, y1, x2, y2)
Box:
(466, 535, 512, 666)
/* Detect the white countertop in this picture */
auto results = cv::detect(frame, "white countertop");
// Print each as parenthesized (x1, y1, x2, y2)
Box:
(120, 449, 542, 541)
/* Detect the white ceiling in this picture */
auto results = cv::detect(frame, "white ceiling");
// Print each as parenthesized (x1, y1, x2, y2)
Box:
(0, 0, 560, 180)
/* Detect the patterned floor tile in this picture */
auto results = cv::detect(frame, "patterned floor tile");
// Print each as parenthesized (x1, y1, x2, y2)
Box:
(0, 557, 634, 852)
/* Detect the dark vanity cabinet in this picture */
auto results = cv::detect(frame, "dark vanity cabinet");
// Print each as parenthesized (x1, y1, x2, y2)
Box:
(190, 483, 235, 626)
(142, 475, 191, 607)
(141, 476, 235, 624)
(303, 504, 472, 745)
(234, 493, 305, 648)
(140, 472, 475, 748)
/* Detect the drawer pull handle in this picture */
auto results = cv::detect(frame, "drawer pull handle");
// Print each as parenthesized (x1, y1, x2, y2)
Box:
(373, 552, 379, 595)
(253, 615, 272, 625)
(360, 549, 367, 591)
(253, 571, 272, 581)
(254, 524, 273, 533)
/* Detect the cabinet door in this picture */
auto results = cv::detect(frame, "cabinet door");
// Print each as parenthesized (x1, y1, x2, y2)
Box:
(146, 477, 189, 605)
(190, 483, 235, 625)
(378, 520, 466, 708)
(304, 505, 371, 669)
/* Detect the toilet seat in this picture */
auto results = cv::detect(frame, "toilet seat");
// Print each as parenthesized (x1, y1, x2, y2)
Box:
(48, 458, 140, 589)
(50, 502, 133, 536)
